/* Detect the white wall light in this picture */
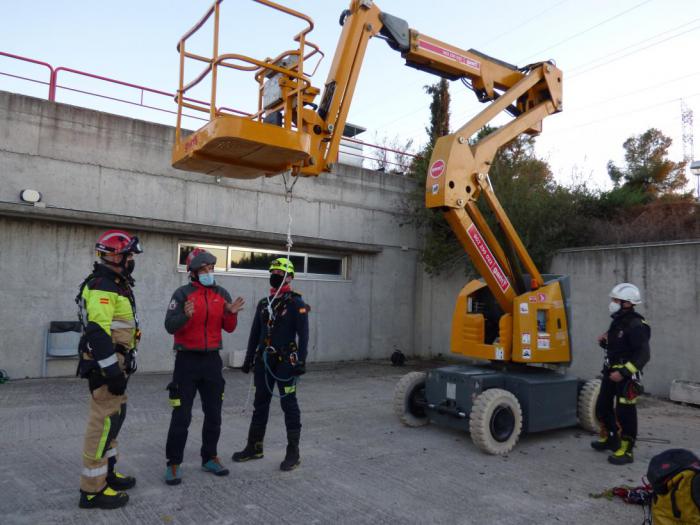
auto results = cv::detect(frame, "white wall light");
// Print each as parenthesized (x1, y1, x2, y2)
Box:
(19, 189, 42, 203)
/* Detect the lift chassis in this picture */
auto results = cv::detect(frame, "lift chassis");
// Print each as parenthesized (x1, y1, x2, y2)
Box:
(170, 0, 602, 455)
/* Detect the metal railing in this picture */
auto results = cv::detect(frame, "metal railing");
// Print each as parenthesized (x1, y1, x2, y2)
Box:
(0, 50, 419, 171)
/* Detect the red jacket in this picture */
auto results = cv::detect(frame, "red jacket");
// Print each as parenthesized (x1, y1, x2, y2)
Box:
(164, 281, 237, 351)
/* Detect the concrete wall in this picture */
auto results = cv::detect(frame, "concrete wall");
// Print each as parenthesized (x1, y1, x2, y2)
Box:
(0, 91, 463, 379)
(7, 90, 695, 396)
(550, 241, 700, 396)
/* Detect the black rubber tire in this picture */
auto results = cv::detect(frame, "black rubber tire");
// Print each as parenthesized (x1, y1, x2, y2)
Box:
(393, 371, 429, 427)
(578, 378, 601, 433)
(469, 388, 523, 455)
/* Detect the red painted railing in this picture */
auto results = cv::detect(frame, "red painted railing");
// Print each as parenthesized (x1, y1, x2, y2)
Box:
(0, 51, 419, 170)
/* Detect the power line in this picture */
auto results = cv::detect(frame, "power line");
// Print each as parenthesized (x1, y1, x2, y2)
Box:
(518, 0, 654, 62)
(353, 0, 573, 126)
(370, 0, 655, 136)
(568, 18, 700, 74)
(565, 70, 700, 113)
(570, 24, 700, 79)
(557, 91, 700, 133)
(481, 0, 571, 46)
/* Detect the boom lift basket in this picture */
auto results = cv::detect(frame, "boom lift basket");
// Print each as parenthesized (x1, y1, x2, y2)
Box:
(172, 0, 323, 179)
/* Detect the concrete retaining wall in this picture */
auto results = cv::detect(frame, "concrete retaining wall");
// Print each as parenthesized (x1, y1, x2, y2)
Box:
(0, 91, 465, 379)
(551, 241, 700, 396)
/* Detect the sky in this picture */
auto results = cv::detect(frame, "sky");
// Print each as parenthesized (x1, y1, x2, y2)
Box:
(2, 0, 700, 193)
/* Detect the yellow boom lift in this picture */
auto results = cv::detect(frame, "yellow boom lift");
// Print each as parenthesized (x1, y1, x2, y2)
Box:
(171, 0, 600, 455)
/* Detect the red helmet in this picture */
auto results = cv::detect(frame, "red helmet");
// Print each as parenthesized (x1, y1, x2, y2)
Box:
(95, 230, 143, 257)
(186, 248, 216, 272)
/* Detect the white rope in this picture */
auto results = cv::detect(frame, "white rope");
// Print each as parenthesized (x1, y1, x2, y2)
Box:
(266, 171, 299, 321)
(240, 373, 254, 415)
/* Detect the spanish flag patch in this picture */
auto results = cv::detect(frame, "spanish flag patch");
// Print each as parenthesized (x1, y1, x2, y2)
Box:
(99, 298, 110, 304)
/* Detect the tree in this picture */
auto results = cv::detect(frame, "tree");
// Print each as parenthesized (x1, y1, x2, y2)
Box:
(607, 128, 688, 198)
(401, 79, 459, 274)
(369, 133, 415, 174)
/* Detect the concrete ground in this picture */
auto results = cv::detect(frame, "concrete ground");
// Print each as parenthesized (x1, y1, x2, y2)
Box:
(1, 361, 699, 525)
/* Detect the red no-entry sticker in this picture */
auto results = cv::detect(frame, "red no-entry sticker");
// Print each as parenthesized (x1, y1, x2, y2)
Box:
(430, 159, 445, 178)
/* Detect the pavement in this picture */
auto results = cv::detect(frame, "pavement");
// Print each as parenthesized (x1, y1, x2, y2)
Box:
(1, 360, 699, 525)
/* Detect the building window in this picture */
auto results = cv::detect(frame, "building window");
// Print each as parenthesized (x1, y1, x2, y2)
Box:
(178, 242, 347, 280)
(178, 243, 228, 271)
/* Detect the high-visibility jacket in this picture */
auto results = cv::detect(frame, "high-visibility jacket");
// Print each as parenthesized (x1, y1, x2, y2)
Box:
(80, 263, 137, 377)
(164, 281, 238, 351)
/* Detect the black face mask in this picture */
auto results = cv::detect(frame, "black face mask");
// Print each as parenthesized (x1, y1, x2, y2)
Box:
(270, 274, 285, 289)
(125, 259, 135, 275)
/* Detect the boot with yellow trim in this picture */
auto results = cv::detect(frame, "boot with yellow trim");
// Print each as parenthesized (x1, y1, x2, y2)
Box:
(79, 486, 129, 509)
(608, 436, 634, 465)
(591, 425, 620, 452)
(232, 424, 265, 462)
(280, 429, 301, 472)
(106, 457, 136, 490)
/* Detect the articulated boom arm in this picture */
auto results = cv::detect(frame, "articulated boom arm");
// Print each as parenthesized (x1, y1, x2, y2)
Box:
(171, 0, 570, 365)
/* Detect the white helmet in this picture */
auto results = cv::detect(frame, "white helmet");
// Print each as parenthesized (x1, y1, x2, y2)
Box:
(609, 282, 642, 304)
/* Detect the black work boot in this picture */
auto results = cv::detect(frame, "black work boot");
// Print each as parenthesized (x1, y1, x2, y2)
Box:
(79, 486, 129, 509)
(608, 437, 635, 465)
(591, 428, 620, 452)
(280, 429, 301, 472)
(106, 457, 136, 490)
(232, 424, 265, 462)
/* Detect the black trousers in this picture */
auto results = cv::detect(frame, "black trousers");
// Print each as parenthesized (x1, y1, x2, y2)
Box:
(165, 351, 225, 465)
(251, 353, 301, 432)
(595, 373, 637, 440)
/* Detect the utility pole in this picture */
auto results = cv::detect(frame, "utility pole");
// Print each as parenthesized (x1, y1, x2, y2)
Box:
(681, 100, 697, 199)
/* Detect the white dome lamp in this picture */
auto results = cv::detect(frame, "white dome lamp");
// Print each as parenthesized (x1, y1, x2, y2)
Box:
(19, 189, 42, 204)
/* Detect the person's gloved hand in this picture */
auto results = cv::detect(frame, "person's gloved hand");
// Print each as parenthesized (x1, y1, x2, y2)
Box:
(105, 373, 128, 395)
(291, 362, 306, 376)
(241, 357, 252, 374)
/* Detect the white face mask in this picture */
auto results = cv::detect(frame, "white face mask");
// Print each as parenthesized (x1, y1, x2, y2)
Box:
(609, 301, 621, 314)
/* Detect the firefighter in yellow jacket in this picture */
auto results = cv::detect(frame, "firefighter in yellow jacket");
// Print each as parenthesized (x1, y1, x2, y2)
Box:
(76, 230, 142, 509)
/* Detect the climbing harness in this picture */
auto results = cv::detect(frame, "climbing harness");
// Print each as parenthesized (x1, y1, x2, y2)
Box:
(259, 171, 302, 399)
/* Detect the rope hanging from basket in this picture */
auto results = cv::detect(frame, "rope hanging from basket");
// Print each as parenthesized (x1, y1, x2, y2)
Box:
(266, 170, 300, 321)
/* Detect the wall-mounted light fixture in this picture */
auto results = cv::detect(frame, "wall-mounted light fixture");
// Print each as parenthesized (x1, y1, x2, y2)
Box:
(19, 189, 42, 203)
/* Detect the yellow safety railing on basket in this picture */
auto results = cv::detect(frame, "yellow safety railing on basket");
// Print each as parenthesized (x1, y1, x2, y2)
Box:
(172, 0, 324, 179)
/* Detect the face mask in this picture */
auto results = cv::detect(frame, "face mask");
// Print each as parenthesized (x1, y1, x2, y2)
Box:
(199, 272, 215, 287)
(270, 273, 285, 289)
(125, 259, 135, 275)
(608, 301, 621, 314)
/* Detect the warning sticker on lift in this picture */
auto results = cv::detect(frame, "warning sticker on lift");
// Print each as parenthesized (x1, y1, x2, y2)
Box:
(430, 159, 446, 178)
(495, 347, 504, 360)
(432, 183, 440, 194)
(467, 224, 511, 292)
(537, 336, 550, 350)
(417, 40, 481, 71)
(522, 348, 532, 359)
(521, 332, 531, 345)
(519, 303, 529, 315)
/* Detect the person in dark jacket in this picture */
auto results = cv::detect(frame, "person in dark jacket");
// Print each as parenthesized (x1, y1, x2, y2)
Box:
(78, 229, 142, 510)
(163, 248, 245, 485)
(591, 282, 651, 465)
(232, 257, 309, 471)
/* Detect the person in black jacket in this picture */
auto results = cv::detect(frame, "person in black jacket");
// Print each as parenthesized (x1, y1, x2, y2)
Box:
(591, 282, 651, 465)
(232, 257, 309, 471)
